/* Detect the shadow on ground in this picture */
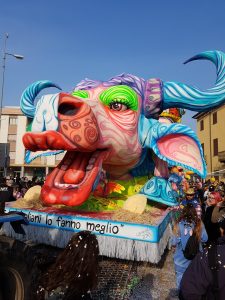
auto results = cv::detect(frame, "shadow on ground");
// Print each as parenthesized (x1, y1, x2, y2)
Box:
(92, 249, 178, 300)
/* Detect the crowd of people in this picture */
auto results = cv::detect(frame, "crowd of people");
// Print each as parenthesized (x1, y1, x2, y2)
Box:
(1, 172, 225, 298)
(0, 175, 44, 199)
(171, 177, 225, 299)
(0, 175, 45, 215)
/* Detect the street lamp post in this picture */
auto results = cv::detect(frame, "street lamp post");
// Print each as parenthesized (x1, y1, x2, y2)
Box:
(0, 33, 24, 124)
(0, 33, 24, 177)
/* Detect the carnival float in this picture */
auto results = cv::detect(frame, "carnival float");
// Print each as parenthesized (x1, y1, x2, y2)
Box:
(3, 50, 225, 263)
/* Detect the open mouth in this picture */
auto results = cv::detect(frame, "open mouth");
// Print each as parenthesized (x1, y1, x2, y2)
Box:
(42, 149, 108, 206)
(23, 131, 108, 206)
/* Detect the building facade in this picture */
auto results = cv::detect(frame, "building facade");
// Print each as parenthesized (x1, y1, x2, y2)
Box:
(0, 106, 64, 179)
(193, 104, 225, 180)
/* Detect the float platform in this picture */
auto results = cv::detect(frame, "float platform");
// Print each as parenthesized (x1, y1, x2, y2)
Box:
(1, 204, 173, 263)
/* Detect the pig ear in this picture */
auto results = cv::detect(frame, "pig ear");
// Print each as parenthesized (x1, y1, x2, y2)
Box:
(148, 122, 207, 178)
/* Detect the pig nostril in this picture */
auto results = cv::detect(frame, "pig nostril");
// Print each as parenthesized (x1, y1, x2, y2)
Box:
(58, 103, 80, 116)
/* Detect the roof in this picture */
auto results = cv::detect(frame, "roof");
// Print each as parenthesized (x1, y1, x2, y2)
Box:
(192, 111, 211, 119)
(2, 106, 23, 116)
(192, 103, 225, 120)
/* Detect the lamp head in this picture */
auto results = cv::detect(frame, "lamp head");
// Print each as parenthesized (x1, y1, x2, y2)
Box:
(13, 54, 24, 60)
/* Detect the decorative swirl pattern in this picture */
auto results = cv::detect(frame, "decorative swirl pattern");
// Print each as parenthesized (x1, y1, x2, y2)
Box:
(142, 119, 206, 178)
(84, 126, 98, 144)
(140, 176, 178, 206)
(69, 120, 81, 129)
(74, 135, 81, 143)
(88, 101, 141, 171)
(144, 78, 162, 119)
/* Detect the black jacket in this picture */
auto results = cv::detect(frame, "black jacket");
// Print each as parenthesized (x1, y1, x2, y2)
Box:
(180, 236, 225, 300)
(0, 184, 15, 202)
(203, 206, 221, 244)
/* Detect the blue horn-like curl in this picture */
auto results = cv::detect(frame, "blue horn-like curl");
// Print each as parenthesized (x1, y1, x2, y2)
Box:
(163, 50, 225, 112)
(20, 80, 61, 118)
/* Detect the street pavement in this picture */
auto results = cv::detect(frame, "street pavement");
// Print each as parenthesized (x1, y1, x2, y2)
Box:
(92, 249, 179, 300)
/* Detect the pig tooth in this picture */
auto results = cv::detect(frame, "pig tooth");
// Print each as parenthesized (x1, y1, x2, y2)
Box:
(55, 182, 79, 189)
(86, 164, 93, 171)
(70, 184, 79, 189)
(58, 183, 66, 188)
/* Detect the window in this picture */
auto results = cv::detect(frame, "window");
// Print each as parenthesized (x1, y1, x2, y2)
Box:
(212, 112, 217, 124)
(9, 117, 18, 125)
(200, 120, 204, 131)
(201, 143, 204, 155)
(213, 138, 218, 156)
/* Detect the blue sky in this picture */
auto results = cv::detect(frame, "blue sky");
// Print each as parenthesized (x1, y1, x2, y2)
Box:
(1, 0, 225, 131)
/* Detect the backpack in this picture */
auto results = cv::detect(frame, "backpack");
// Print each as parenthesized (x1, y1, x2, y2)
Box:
(183, 233, 199, 260)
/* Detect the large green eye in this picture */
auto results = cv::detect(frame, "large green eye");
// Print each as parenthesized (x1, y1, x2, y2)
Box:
(99, 85, 138, 111)
(71, 90, 89, 99)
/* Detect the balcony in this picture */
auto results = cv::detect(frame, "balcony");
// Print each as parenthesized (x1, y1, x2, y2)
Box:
(218, 151, 225, 162)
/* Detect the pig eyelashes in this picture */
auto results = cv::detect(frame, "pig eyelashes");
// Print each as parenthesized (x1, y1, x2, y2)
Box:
(99, 85, 138, 111)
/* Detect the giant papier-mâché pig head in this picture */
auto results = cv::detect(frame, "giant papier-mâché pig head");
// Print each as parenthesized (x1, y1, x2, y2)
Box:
(20, 51, 225, 207)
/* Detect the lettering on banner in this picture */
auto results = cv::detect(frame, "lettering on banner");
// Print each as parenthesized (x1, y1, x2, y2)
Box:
(25, 211, 42, 223)
(56, 216, 81, 229)
(86, 222, 119, 235)
(46, 215, 53, 226)
(7, 208, 155, 241)
(42, 214, 122, 235)
(17, 210, 149, 239)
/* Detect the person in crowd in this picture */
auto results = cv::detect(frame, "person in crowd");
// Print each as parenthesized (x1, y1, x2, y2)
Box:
(203, 184, 215, 201)
(195, 179, 204, 205)
(211, 192, 225, 224)
(0, 177, 16, 215)
(171, 204, 208, 291)
(12, 184, 23, 200)
(180, 188, 202, 218)
(203, 191, 222, 244)
(36, 231, 99, 300)
(5, 176, 14, 187)
(180, 215, 225, 299)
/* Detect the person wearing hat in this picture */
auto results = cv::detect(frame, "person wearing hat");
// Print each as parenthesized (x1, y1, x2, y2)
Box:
(180, 216, 225, 299)
(180, 188, 202, 218)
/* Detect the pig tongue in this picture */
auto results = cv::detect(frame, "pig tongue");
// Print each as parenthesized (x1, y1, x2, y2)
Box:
(58, 152, 92, 185)
(55, 151, 93, 185)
